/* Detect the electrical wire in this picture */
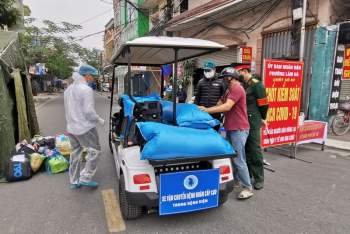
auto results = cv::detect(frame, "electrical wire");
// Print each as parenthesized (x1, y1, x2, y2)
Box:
(189, 0, 281, 38)
(148, 7, 169, 35)
(99, 0, 113, 4)
(183, 0, 275, 32)
(78, 8, 113, 25)
(73, 30, 105, 42)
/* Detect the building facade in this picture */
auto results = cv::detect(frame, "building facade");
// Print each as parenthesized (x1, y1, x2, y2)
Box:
(165, 0, 350, 120)
(111, 0, 350, 120)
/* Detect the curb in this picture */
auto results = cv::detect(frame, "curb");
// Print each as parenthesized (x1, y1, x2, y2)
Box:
(96, 91, 111, 99)
(35, 95, 60, 110)
(324, 139, 350, 152)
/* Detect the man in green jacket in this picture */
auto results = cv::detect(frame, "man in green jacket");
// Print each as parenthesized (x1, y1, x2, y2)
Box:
(235, 65, 269, 190)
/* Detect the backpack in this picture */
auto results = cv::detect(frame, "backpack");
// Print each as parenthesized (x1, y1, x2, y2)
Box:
(17, 144, 36, 155)
(32, 136, 56, 149)
(6, 154, 32, 182)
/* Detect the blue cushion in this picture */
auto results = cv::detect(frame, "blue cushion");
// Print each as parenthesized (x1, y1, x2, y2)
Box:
(160, 101, 220, 129)
(136, 122, 234, 160)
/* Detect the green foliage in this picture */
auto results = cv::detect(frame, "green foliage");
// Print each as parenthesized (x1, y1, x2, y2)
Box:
(46, 50, 77, 79)
(0, 0, 20, 29)
(23, 5, 31, 17)
(179, 59, 195, 88)
(73, 45, 101, 71)
(20, 19, 101, 79)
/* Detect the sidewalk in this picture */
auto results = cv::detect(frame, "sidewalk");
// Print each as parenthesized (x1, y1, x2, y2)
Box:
(33, 92, 60, 105)
(326, 131, 350, 151)
(96, 91, 111, 99)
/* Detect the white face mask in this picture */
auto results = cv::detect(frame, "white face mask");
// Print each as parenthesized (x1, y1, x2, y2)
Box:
(204, 69, 215, 79)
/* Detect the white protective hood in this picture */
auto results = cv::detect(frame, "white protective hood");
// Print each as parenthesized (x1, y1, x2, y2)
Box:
(64, 73, 102, 135)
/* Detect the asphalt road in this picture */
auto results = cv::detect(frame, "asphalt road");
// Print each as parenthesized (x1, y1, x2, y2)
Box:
(1, 93, 350, 234)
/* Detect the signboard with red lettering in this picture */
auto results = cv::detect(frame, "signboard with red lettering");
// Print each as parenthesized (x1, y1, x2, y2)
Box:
(343, 46, 350, 79)
(296, 120, 327, 145)
(261, 59, 304, 148)
(238, 47, 252, 63)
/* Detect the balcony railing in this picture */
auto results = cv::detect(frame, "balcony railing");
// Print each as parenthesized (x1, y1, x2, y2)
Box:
(139, 0, 160, 9)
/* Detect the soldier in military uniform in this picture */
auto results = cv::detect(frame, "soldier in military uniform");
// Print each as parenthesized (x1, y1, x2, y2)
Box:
(235, 65, 269, 190)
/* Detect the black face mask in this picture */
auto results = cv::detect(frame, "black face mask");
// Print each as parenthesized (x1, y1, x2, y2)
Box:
(239, 74, 245, 82)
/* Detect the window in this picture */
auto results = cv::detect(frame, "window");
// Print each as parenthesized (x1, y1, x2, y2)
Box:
(180, 0, 188, 13)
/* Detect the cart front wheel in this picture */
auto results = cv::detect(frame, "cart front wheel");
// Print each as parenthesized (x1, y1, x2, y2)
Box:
(108, 131, 113, 153)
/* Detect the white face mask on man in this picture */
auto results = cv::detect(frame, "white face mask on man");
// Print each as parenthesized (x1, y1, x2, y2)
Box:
(204, 69, 215, 79)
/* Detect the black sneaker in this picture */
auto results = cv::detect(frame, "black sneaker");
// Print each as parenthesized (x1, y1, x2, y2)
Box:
(253, 182, 264, 190)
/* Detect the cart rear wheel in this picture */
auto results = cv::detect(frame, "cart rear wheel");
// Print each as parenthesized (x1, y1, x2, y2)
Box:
(219, 192, 228, 206)
(119, 175, 143, 220)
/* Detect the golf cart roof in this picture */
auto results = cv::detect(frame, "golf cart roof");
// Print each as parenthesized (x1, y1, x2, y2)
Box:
(111, 36, 226, 66)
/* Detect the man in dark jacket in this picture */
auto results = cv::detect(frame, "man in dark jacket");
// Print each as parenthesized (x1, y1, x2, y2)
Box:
(194, 60, 226, 127)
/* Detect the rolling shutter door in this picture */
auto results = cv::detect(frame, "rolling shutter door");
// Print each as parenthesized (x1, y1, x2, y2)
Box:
(196, 46, 238, 67)
(340, 79, 350, 100)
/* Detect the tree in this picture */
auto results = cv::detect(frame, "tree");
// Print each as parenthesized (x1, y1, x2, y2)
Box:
(73, 46, 101, 72)
(23, 5, 31, 17)
(0, 0, 20, 29)
(21, 19, 101, 79)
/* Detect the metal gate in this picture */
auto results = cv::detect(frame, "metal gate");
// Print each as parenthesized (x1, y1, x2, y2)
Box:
(262, 26, 316, 115)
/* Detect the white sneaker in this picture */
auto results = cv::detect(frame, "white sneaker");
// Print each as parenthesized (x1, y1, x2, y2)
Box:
(237, 188, 253, 200)
(263, 159, 271, 166)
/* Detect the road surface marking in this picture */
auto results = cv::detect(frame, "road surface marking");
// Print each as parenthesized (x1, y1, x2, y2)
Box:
(101, 189, 126, 233)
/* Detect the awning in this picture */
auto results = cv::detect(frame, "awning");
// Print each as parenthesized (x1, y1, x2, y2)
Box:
(111, 36, 227, 66)
(166, 0, 273, 32)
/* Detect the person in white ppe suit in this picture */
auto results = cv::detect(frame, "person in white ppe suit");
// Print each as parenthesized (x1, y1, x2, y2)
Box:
(64, 64, 105, 189)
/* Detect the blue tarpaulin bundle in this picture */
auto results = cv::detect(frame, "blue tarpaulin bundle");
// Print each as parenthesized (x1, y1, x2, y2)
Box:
(161, 101, 219, 129)
(136, 122, 235, 160)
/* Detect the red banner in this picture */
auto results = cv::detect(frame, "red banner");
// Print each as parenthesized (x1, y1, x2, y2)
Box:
(343, 46, 350, 79)
(261, 59, 304, 148)
(296, 121, 327, 144)
(239, 47, 252, 63)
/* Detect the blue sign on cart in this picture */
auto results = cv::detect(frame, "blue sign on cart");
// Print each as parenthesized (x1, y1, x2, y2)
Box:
(159, 169, 220, 215)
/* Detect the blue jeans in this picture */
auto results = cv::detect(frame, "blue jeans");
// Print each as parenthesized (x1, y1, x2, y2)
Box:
(226, 130, 252, 189)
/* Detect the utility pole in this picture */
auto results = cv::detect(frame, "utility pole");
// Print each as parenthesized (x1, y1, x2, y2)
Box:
(299, 0, 308, 61)
(165, 0, 173, 36)
(291, 0, 303, 59)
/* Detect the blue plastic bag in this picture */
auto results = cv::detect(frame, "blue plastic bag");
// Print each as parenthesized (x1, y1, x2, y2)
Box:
(160, 101, 220, 129)
(136, 122, 235, 160)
